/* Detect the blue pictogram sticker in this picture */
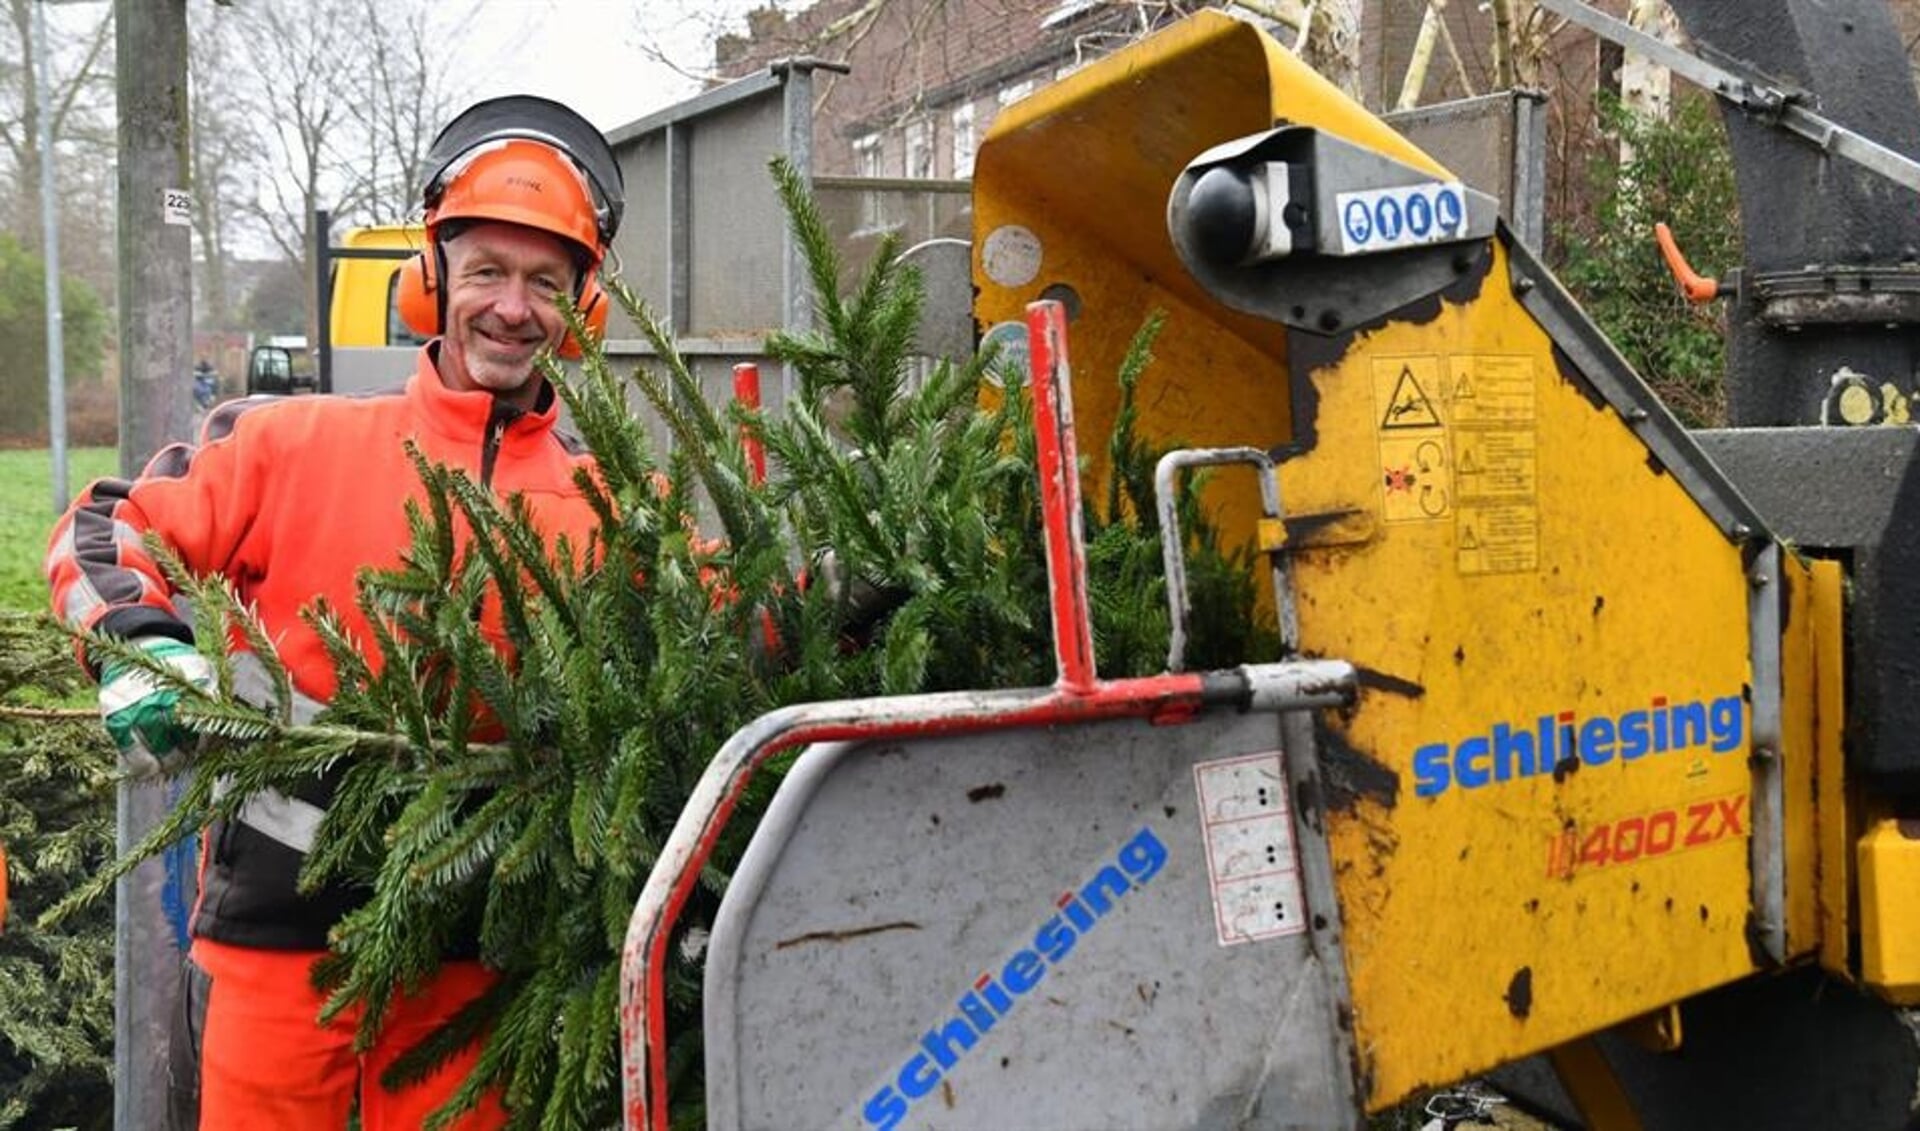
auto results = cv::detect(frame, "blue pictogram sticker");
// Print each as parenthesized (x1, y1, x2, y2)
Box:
(1435, 187, 1464, 231)
(1406, 192, 1433, 238)
(1374, 196, 1404, 241)
(1343, 199, 1373, 246)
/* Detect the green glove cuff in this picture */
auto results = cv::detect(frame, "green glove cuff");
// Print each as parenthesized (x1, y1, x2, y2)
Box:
(98, 637, 214, 776)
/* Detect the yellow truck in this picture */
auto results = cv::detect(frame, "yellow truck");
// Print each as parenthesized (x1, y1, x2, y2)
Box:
(308, 221, 428, 395)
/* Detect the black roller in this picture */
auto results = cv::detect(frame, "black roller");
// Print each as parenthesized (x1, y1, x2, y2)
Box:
(1185, 166, 1260, 266)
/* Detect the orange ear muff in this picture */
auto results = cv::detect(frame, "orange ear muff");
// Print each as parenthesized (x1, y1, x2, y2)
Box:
(396, 250, 441, 338)
(556, 274, 608, 360)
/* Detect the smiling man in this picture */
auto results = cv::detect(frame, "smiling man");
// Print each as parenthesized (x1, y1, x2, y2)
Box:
(46, 96, 622, 1130)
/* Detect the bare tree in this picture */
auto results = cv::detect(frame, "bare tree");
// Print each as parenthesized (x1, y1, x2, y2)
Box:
(188, 0, 463, 346)
(219, 0, 369, 265)
(347, 0, 476, 223)
(188, 0, 252, 327)
(1620, 0, 1677, 121)
(0, 0, 115, 255)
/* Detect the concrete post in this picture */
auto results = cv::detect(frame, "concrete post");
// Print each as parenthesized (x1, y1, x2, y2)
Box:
(113, 2, 195, 1128)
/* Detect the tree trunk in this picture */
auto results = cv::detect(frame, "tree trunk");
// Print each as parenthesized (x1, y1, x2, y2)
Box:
(14, 0, 44, 253)
(1622, 0, 1677, 119)
(1301, 0, 1363, 98)
(1396, 0, 1449, 110)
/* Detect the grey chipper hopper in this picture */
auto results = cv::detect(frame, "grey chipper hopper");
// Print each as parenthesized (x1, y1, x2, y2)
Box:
(705, 710, 1358, 1130)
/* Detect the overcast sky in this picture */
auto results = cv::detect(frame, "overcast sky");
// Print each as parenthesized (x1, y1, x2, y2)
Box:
(454, 0, 769, 132)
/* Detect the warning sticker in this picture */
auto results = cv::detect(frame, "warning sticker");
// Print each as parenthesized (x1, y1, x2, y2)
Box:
(1378, 436, 1452, 522)
(1449, 356, 1538, 574)
(1378, 363, 1443, 429)
(1374, 357, 1452, 523)
(1194, 752, 1308, 947)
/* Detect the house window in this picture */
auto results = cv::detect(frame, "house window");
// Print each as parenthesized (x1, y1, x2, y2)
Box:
(853, 133, 889, 231)
(951, 104, 976, 179)
(853, 133, 883, 178)
(904, 119, 933, 179)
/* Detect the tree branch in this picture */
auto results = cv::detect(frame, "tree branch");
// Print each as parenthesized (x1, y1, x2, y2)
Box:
(0, 704, 95, 722)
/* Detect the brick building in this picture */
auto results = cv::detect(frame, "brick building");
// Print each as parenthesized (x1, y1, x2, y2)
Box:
(714, 0, 1193, 180)
(711, 0, 1630, 199)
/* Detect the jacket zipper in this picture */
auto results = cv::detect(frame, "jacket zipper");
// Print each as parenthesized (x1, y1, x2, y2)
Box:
(479, 404, 513, 488)
(473, 404, 517, 626)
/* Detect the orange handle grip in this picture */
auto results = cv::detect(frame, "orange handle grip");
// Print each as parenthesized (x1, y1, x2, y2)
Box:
(1654, 221, 1720, 303)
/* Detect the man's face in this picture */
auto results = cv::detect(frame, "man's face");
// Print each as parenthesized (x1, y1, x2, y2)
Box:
(437, 221, 581, 407)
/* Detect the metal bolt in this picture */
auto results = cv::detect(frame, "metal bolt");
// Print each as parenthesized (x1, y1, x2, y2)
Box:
(1513, 275, 1535, 294)
(1751, 573, 1771, 588)
(1625, 406, 1650, 422)
(1752, 745, 1776, 762)
(1730, 523, 1753, 540)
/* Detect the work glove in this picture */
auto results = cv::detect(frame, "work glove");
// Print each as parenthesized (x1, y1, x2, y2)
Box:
(97, 636, 215, 778)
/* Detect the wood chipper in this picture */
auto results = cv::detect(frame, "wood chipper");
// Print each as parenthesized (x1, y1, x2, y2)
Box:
(622, 5, 1920, 1128)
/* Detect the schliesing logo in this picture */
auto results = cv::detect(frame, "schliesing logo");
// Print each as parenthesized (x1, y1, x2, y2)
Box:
(861, 826, 1169, 1130)
(1413, 692, 1746, 798)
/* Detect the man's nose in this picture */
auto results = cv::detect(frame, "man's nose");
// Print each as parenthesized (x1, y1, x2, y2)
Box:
(492, 276, 534, 322)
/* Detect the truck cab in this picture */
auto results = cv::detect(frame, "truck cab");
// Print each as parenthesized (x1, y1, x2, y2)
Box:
(244, 335, 316, 395)
(329, 223, 429, 350)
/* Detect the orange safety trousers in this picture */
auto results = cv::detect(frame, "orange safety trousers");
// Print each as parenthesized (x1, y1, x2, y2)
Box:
(175, 938, 507, 1130)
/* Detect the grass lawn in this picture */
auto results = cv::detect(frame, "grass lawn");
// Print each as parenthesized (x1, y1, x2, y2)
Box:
(1, 447, 117, 615)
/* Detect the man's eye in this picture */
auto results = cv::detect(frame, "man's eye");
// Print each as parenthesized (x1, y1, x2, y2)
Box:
(532, 276, 563, 297)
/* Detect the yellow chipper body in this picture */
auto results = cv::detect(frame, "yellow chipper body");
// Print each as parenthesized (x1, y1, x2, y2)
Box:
(630, 11, 1920, 1131)
(968, 10, 1859, 1125)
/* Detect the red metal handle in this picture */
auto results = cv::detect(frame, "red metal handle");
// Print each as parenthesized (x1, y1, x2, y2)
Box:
(1026, 300, 1098, 693)
(732, 363, 767, 487)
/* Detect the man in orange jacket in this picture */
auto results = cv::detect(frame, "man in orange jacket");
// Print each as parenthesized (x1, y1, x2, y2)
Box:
(46, 95, 622, 1130)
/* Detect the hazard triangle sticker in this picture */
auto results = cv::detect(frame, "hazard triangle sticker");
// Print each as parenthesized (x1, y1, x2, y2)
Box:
(1380, 365, 1442, 429)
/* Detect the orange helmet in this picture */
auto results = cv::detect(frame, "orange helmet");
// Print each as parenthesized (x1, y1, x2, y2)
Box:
(428, 138, 605, 265)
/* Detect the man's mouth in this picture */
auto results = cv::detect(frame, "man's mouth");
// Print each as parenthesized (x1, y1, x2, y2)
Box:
(478, 326, 541, 351)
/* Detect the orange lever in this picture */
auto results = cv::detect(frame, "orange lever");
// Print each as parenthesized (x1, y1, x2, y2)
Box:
(1654, 221, 1720, 303)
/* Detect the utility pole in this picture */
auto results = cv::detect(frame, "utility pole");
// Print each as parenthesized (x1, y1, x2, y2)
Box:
(114, 2, 193, 1129)
(117, 0, 193, 475)
(36, 0, 67, 512)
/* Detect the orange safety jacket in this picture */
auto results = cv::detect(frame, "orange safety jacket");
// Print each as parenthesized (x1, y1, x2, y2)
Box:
(46, 346, 599, 950)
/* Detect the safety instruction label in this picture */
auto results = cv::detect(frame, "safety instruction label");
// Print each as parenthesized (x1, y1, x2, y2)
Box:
(1334, 181, 1468, 255)
(1450, 355, 1538, 574)
(1374, 357, 1452, 523)
(1194, 752, 1308, 947)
